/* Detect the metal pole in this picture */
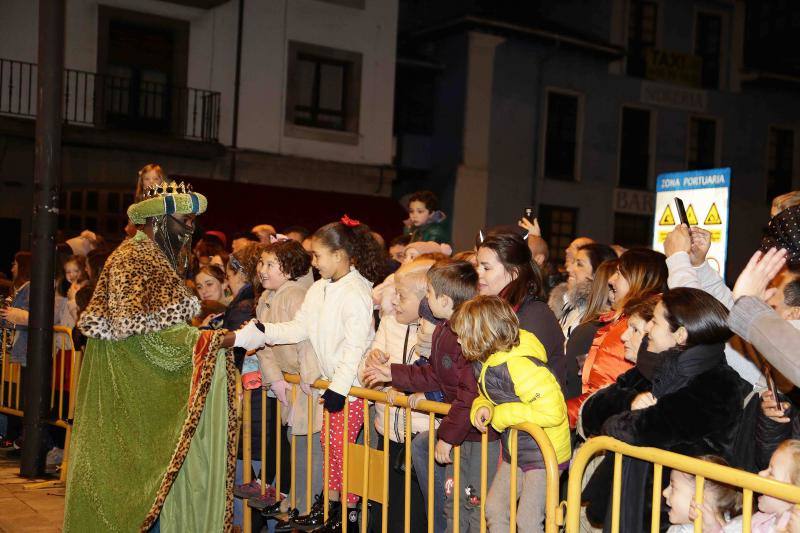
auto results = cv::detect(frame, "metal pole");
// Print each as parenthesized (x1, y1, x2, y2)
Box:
(230, 0, 244, 182)
(21, 0, 65, 478)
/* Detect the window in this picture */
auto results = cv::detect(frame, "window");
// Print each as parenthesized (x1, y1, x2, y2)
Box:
(97, 8, 190, 135)
(59, 188, 134, 238)
(614, 213, 653, 248)
(767, 127, 795, 201)
(695, 13, 722, 89)
(285, 41, 362, 143)
(619, 107, 652, 189)
(627, 1, 659, 76)
(544, 91, 581, 181)
(687, 117, 718, 170)
(539, 205, 578, 264)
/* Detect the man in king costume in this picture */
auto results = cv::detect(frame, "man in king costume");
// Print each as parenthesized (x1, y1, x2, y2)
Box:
(64, 182, 240, 532)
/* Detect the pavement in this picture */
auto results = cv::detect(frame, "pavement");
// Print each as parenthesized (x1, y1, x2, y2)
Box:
(0, 449, 64, 532)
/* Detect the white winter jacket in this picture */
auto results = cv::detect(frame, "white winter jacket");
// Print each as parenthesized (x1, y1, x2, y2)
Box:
(262, 268, 375, 396)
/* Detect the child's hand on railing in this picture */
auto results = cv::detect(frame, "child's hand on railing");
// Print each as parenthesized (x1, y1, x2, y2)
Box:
(362, 362, 392, 387)
(435, 439, 453, 465)
(386, 388, 401, 405)
(300, 382, 314, 397)
(408, 393, 425, 409)
(270, 379, 291, 407)
(688, 499, 726, 533)
(473, 406, 491, 433)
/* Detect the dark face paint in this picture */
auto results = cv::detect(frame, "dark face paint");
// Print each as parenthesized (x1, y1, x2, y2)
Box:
(153, 213, 196, 278)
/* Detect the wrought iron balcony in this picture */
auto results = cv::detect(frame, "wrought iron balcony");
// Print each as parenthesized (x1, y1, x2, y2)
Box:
(0, 57, 220, 142)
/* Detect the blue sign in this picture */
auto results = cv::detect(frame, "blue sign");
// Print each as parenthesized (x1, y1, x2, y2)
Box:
(656, 167, 731, 192)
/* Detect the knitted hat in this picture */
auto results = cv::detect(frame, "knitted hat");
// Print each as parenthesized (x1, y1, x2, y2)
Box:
(761, 204, 800, 268)
(127, 181, 207, 225)
(66, 230, 99, 256)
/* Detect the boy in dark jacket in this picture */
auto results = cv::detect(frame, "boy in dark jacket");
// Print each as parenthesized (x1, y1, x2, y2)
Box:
(363, 259, 500, 533)
(404, 190, 449, 244)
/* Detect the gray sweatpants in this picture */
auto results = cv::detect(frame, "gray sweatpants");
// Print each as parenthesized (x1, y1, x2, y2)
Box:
(412, 431, 500, 533)
(287, 428, 324, 514)
(485, 462, 547, 533)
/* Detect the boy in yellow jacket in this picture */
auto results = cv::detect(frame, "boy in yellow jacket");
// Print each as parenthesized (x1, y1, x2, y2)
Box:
(451, 295, 571, 533)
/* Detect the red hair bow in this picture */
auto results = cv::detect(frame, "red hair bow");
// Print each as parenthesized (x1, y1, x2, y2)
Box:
(341, 214, 361, 227)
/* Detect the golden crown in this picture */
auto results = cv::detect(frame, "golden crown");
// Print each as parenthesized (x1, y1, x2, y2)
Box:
(144, 180, 194, 198)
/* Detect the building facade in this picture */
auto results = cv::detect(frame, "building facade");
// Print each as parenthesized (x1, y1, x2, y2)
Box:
(0, 0, 399, 267)
(394, 0, 800, 275)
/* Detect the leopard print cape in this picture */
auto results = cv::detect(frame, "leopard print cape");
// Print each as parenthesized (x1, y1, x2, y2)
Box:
(79, 231, 200, 340)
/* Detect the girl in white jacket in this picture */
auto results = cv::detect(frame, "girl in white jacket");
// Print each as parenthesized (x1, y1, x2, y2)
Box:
(235, 215, 386, 531)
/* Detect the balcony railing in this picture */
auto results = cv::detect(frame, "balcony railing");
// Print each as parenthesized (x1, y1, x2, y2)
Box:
(0, 57, 220, 142)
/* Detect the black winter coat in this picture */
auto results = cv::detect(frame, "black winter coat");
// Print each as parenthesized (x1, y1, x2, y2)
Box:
(582, 343, 753, 532)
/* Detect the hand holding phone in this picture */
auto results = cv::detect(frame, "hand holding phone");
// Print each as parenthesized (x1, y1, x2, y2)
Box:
(675, 197, 690, 227)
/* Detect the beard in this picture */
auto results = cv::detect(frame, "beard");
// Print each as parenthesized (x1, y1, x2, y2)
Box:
(152, 215, 193, 278)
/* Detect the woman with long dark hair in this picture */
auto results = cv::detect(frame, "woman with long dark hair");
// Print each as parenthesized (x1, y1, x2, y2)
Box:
(565, 248, 668, 427)
(476, 232, 567, 390)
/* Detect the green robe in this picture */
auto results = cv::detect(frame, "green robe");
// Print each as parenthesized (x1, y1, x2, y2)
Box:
(63, 232, 237, 532)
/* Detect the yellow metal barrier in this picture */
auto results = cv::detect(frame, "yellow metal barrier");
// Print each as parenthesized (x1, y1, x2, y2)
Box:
(565, 436, 800, 533)
(240, 373, 563, 533)
(1, 326, 82, 487)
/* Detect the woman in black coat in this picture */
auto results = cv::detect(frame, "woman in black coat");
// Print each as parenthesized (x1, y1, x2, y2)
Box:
(580, 288, 752, 532)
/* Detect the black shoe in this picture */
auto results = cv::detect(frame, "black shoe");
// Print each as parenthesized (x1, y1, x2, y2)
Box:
(290, 495, 329, 531)
(315, 505, 359, 533)
(260, 499, 285, 519)
(273, 508, 299, 532)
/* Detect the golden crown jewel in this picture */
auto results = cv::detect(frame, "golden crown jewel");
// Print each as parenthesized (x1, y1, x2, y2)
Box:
(144, 180, 194, 198)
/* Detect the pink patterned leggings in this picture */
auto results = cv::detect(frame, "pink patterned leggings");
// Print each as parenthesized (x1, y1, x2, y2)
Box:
(321, 398, 364, 504)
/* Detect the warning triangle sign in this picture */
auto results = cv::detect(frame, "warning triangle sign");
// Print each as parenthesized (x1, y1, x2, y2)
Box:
(686, 205, 698, 225)
(659, 205, 675, 226)
(704, 203, 722, 225)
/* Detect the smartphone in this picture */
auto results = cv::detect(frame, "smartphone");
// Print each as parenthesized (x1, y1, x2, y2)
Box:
(675, 197, 690, 226)
(765, 369, 782, 406)
(523, 207, 535, 223)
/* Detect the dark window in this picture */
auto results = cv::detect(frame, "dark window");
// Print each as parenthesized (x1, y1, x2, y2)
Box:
(70, 191, 83, 210)
(614, 213, 653, 248)
(695, 13, 722, 89)
(544, 92, 579, 181)
(627, 1, 659, 76)
(97, 7, 190, 137)
(539, 205, 578, 264)
(744, 2, 800, 77)
(688, 117, 717, 170)
(285, 42, 362, 141)
(619, 107, 652, 189)
(104, 21, 175, 133)
(767, 127, 795, 201)
(294, 55, 348, 131)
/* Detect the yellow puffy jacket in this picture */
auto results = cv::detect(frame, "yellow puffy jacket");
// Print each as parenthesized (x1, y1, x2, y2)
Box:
(469, 330, 571, 468)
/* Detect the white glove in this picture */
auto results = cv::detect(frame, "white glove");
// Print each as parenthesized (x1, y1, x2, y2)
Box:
(233, 319, 268, 351)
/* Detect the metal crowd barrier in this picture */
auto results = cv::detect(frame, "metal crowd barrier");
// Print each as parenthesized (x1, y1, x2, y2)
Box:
(240, 373, 563, 533)
(564, 436, 800, 533)
(1, 326, 82, 487)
